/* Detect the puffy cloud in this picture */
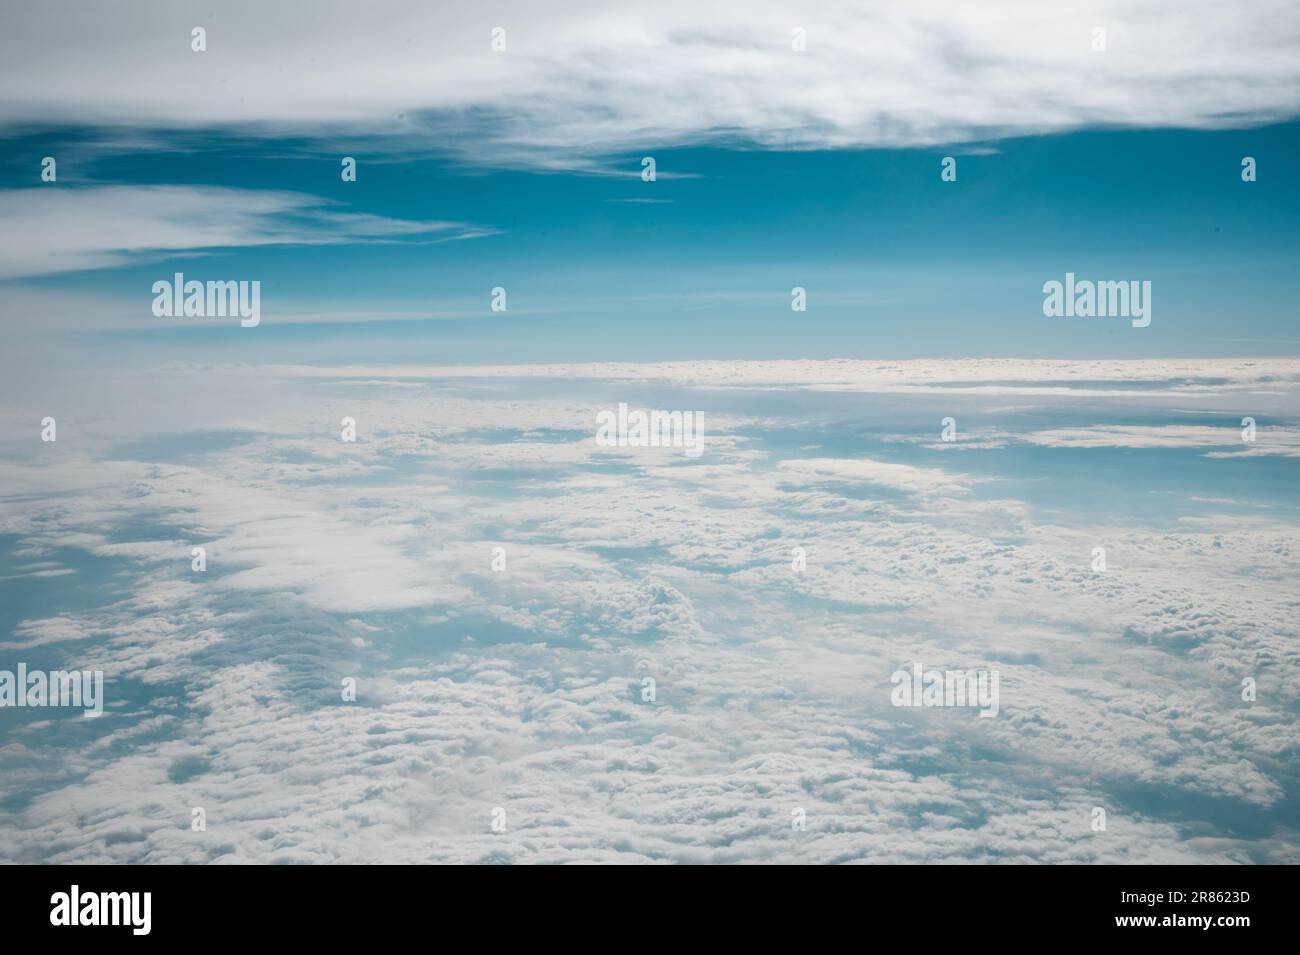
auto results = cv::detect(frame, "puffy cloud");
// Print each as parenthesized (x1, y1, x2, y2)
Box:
(1, 359, 1297, 862)
(777, 457, 973, 496)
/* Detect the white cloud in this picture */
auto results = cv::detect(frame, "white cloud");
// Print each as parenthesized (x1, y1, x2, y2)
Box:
(1, 359, 1297, 863)
(257, 356, 1300, 393)
(1026, 424, 1300, 456)
(0, 185, 493, 278)
(777, 457, 972, 496)
(0, 1, 1296, 166)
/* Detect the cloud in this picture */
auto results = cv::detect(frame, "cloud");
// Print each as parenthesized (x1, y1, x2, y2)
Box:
(1025, 424, 1300, 456)
(254, 356, 1300, 393)
(777, 457, 972, 496)
(1, 360, 1297, 862)
(1, 1, 1296, 167)
(0, 185, 494, 278)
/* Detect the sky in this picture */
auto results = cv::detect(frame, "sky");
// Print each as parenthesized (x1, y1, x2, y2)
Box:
(1, 0, 1299, 864)
(1, 0, 1298, 366)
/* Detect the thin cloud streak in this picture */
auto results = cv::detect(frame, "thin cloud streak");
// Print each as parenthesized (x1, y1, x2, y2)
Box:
(0, 185, 496, 278)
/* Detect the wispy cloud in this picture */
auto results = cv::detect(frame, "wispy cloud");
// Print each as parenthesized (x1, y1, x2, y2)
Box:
(251, 356, 1300, 393)
(0, 185, 496, 278)
(1026, 424, 1300, 456)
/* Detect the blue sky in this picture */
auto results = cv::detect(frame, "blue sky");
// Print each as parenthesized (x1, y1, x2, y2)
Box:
(3, 122, 1299, 364)
(1, 0, 1298, 366)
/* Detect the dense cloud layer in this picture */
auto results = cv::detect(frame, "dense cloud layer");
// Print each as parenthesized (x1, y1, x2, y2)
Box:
(1, 1, 1297, 166)
(1, 360, 1296, 862)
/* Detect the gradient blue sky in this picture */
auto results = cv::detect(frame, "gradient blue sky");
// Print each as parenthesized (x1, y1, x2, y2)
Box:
(1, 0, 1298, 367)
(3, 122, 1298, 365)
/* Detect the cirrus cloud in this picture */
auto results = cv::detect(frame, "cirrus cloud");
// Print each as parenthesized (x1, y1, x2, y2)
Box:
(0, 185, 496, 279)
